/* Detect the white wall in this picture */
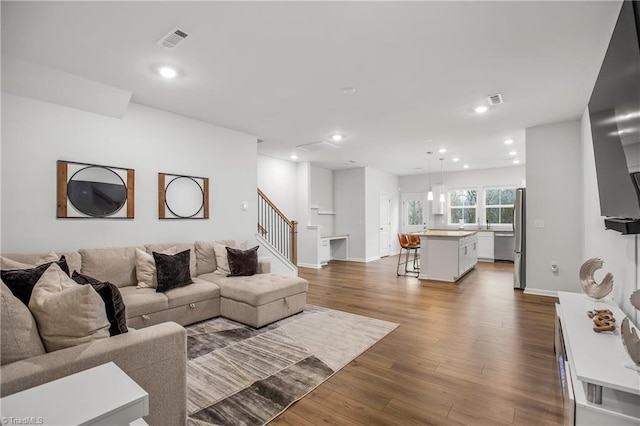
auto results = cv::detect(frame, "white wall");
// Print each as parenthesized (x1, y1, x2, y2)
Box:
(581, 109, 639, 322)
(525, 120, 583, 296)
(310, 166, 334, 235)
(1, 94, 257, 252)
(399, 166, 525, 229)
(365, 167, 400, 259)
(334, 168, 366, 261)
(257, 155, 297, 220)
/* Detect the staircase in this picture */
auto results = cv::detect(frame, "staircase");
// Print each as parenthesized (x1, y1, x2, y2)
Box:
(257, 189, 298, 272)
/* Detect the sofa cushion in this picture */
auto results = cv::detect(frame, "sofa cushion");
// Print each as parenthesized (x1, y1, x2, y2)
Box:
(0, 256, 71, 306)
(1, 252, 58, 270)
(145, 242, 197, 278)
(154, 250, 193, 293)
(72, 271, 128, 336)
(206, 273, 308, 306)
(135, 247, 178, 289)
(1, 252, 83, 278)
(226, 246, 259, 277)
(80, 246, 143, 288)
(119, 286, 169, 318)
(213, 240, 248, 275)
(194, 240, 235, 275)
(0, 282, 46, 365)
(163, 277, 220, 309)
(29, 264, 110, 352)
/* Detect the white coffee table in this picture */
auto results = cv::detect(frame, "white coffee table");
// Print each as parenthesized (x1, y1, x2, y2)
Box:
(0, 362, 149, 425)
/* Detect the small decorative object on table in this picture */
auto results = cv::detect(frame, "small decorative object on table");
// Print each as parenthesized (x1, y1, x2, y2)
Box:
(579, 258, 614, 300)
(621, 318, 640, 368)
(587, 309, 616, 332)
(631, 289, 640, 310)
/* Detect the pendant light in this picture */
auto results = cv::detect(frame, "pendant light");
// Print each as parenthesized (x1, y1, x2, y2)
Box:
(427, 152, 434, 201)
(439, 158, 446, 203)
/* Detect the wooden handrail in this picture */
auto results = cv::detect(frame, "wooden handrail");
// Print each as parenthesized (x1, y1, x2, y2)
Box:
(257, 189, 298, 266)
(258, 188, 293, 227)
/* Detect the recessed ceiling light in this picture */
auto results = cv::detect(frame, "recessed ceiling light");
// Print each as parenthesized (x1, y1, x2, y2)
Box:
(513, 159, 520, 164)
(331, 134, 344, 142)
(509, 151, 517, 156)
(158, 66, 178, 79)
(341, 87, 356, 95)
(452, 157, 460, 162)
(439, 148, 447, 153)
(290, 154, 298, 160)
(463, 164, 469, 169)
(504, 139, 514, 145)
(474, 106, 488, 114)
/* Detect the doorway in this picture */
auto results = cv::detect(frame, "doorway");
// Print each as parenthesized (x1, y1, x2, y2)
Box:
(379, 193, 391, 257)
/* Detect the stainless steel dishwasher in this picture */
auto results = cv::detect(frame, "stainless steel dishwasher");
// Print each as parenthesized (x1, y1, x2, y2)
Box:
(494, 232, 515, 262)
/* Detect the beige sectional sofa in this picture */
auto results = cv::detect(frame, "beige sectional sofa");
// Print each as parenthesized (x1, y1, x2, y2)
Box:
(1, 240, 308, 426)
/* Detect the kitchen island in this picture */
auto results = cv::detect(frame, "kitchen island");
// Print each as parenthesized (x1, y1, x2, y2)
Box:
(417, 230, 478, 282)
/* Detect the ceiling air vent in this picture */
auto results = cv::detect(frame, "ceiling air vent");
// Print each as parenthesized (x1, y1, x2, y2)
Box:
(487, 93, 504, 106)
(296, 141, 339, 152)
(156, 26, 191, 50)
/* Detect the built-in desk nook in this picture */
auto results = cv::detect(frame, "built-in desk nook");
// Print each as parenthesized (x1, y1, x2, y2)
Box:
(320, 234, 349, 265)
(417, 230, 477, 282)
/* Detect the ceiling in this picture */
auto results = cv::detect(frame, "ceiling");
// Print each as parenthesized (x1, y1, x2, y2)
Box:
(1, 1, 622, 175)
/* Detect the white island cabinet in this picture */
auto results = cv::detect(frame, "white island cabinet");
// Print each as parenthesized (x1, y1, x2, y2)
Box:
(418, 231, 477, 282)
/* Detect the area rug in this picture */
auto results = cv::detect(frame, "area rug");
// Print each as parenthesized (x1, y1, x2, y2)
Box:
(185, 305, 398, 425)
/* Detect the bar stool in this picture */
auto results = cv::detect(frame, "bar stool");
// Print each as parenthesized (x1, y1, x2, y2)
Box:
(397, 233, 420, 276)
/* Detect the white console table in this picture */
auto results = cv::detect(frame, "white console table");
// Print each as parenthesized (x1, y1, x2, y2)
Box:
(556, 292, 640, 425)
(0, 362, 149, 425)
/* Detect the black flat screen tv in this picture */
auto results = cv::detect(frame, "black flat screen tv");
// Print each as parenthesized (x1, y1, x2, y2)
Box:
(588, 0, 640, 234)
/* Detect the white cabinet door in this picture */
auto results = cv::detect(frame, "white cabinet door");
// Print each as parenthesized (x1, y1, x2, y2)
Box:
(477, 232, 494, 261)
(320, 239, 330, 265)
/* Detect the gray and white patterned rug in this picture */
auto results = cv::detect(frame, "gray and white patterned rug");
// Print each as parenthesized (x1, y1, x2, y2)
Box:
(185, 305, 398, 425)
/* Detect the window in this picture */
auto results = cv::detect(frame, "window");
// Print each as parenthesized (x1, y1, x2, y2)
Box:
(402, 194, 426, 232)
(485, 187, 515, 225)
(449, 188, 477, 225)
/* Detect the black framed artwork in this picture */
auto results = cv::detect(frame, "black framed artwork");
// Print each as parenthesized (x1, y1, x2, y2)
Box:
(57, 160, 134, 218)
(158, 173, 209, 219)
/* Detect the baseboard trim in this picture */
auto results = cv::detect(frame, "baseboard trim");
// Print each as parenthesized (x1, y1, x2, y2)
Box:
(297, 262, 321, 269)
(523, 288, 558, 298)
(349, 256, 381, 263)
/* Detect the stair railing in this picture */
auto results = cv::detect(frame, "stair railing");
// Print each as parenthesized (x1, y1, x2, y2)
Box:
(257, 189, 298, 266)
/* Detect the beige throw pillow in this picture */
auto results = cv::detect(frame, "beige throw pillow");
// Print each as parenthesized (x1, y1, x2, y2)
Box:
(0, 252, 59, 270)
(28, 264, 110, 352)
(213, 240, 249, 275)
(0, 281, 46, 365)
(135, 246, 178, 288)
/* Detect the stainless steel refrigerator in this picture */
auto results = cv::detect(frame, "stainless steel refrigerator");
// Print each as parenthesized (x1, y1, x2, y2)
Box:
(513, 188, 526, 289)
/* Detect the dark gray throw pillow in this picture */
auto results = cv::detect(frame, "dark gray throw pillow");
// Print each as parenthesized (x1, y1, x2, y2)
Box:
(226, 246, 259, 277)
(0, 256, 70, 306)
(153, 249, 193, 293)
(71, 271, 128, 336)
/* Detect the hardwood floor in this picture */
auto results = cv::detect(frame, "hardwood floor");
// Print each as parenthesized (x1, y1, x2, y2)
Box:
(271, 256, 564, 426)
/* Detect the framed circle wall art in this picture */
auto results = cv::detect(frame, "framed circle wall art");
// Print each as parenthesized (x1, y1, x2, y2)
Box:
(158, 173, 209, 219)
(57, 160, 135, 218)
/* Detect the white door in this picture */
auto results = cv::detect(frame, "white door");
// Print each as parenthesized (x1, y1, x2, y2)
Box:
(402, 193, 427, 233)
(379, 193, 391, 257)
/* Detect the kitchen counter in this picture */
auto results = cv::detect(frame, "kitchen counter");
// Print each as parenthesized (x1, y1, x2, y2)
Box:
(419, 230, 477, 238)
(417, 232, 478, 282)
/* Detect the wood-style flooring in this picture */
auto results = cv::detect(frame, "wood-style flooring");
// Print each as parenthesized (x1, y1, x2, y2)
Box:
(271, 256, 564, 426)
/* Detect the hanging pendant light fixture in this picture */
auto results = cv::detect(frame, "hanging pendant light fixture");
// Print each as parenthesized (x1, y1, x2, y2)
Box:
(439, 158, 446, 203)
(427, 151, 434, 201)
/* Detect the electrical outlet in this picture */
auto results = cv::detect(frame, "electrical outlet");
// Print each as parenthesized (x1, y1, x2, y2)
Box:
(551, 261, 558, 272)
(535, 219, 545, 228)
